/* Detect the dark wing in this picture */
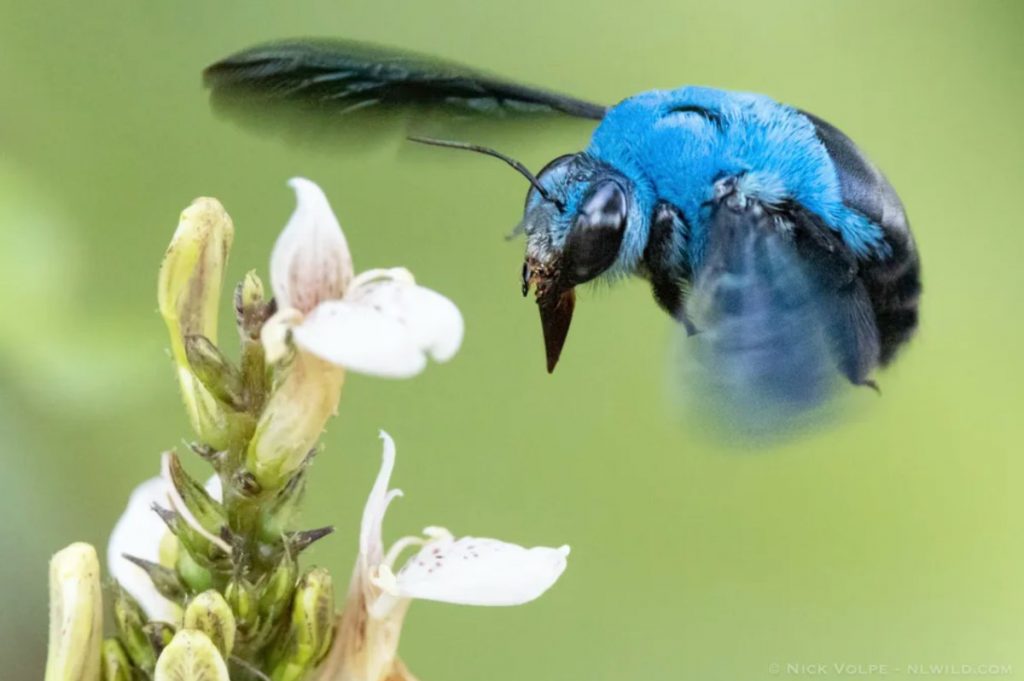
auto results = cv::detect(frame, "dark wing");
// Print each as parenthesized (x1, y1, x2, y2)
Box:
(800, 111, 921, 365)
(685, 193, 880, 431)
(204, 39, 607, 120)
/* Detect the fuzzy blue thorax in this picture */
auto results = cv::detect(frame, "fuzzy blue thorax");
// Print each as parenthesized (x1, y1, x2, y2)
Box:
(575, 86, 887, 275)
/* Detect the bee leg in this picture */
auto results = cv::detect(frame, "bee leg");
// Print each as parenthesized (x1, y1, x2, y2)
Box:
(681, 314, 700, 337)
(644, 200, 698, 334)
(826, 279, 881, 390)
(859, 379, 882, 395)
(649, 275, 699, 335)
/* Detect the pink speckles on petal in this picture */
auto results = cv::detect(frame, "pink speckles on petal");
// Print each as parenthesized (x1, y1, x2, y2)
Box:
(394, 536, 569, 606)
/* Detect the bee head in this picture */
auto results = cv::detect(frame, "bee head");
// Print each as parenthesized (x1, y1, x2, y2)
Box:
(406, 137, 632, 373)
(519, 153, 631, 372)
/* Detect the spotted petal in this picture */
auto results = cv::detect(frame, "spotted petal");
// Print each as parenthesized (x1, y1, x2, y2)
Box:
(107, 477, 180, 622)
(270, 177, 353, 314)
(292, 270, 463, 378)
(395, 535, 569, 606)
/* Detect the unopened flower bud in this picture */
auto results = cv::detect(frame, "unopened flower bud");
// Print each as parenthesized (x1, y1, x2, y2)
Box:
(153, 630, 229, 681)
(99, 639, 132, 681)
(164, 453, 227, 534)
(152, 504, 230, 574)
(259, 555, 298, 623)
(248, 556, 299, 649)
(236, 270, 271, 337)
(142, 622, 176, 658)
(184, 335, 245, 409)
(183, 590, 236, 659)
(45, 543, 102, 681)
(112, 586, 156, 672)
(259, 468, 308, 543)
(269, 567, 335, 681)
(241, 268, 265, 305)
(176, 548, 214, 594)
(158, 197, 235, 448)
(225, 578, 258, 632)
(247, 351, 344, 490)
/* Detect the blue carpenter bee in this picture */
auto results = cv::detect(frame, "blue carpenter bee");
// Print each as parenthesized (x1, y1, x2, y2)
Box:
(205, 40, 920, 425)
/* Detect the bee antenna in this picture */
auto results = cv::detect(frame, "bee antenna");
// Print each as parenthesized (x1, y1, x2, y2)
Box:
(407, 136, 565, 212)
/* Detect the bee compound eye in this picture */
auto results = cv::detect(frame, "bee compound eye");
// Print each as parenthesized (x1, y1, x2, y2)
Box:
(582, 180, 627, 230)
(563, 180, 628, 284)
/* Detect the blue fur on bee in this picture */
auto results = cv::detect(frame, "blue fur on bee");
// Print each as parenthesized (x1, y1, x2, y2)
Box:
(585, 87, 887, 275)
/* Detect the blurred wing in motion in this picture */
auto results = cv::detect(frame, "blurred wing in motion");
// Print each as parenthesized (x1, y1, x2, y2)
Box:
(685, 198, 879, 433)
(203, 39, 607, 145)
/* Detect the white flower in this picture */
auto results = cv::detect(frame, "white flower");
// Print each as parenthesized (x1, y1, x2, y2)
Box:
(315, 432, 569, 681)
(262, 178, 463, 378)
(107, 469, 223, 623)
(248, 178, 464, 490)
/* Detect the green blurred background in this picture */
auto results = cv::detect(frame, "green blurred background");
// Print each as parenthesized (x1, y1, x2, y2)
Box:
(2, 1, 1023, 679)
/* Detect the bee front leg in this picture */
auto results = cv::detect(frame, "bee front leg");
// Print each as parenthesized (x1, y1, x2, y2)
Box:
(644, 200, 698, 335)
(649, 275, 699, 336)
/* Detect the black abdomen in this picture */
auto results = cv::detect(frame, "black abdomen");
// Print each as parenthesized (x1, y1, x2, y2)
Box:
(801, 110, 921, 366)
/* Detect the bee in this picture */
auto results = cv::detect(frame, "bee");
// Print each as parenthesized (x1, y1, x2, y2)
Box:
(205, 40, 920, 426)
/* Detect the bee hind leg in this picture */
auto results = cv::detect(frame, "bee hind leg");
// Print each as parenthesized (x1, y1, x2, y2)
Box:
(825, 280, 882, 394)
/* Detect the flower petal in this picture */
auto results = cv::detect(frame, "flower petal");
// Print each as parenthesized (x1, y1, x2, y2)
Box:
(293, 271, 463, 378)
(359, 431, 402, 566)
(271, 178, 353, 313)
(292, 301, 424, 378)
(347, 269, 464, 363)
(395, 535, 569, 606)
(107, 477, 181, 622)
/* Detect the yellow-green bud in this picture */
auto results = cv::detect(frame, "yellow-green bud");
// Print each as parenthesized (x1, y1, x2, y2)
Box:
(184, 335, 244, 409)
(240, 269, 264, 308)
(45, 542, 102, 681)
(158, 533, 180, 570)
(158, 197, 235, 448)
(164, 452, 226, 533)
(236, 270, 272, 405)
(112, 587, 155, 672)
(153, 505, 230, 573)
(183, 590, 236, 659)
(142, 622, 176, 657)
(259, 469, 308, 543)
(247, 351, 344, 489)
(269, 567, 335, 681)
(153, 630, 229, 681)
(259, 555, 298, 621)
(99, 639, 132, 681)
(176, 547, 214, 593)
(236, 269, 270, 338)
(224, 578, 257, 632)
